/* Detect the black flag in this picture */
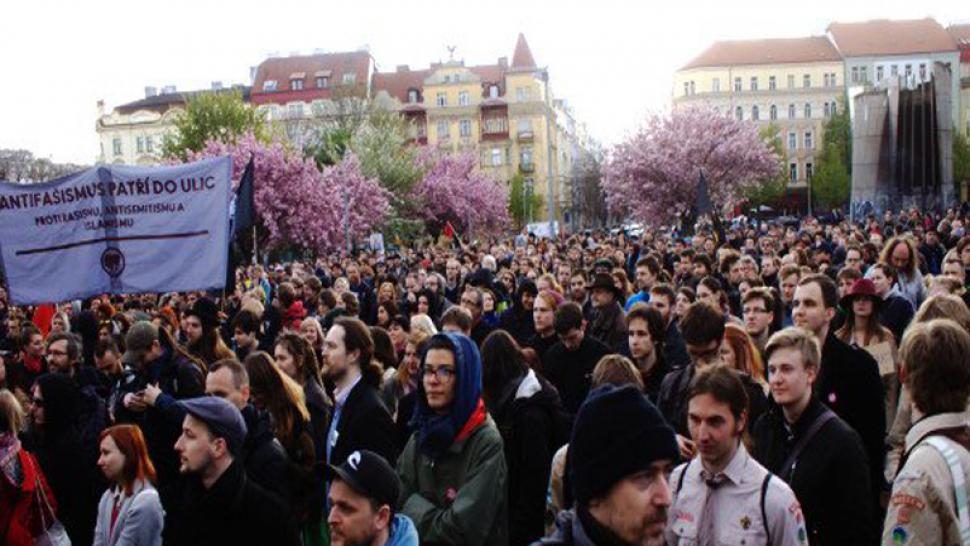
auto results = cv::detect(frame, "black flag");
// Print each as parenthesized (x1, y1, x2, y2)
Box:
(234, 155, 256, 234)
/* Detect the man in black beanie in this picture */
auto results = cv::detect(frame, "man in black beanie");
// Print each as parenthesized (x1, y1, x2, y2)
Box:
(535, 384, 679, 546)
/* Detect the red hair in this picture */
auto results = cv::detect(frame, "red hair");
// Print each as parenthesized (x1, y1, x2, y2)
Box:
(100, 425, 156, 494)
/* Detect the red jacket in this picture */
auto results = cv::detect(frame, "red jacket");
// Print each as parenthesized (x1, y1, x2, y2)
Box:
(0, 449, 57, 546)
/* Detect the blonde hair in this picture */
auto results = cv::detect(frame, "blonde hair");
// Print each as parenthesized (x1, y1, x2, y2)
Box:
(764, 327, 821, 371)
(0, 389, 25, 435)
(914, 294, 970, 333)
(410, 314, 438, 338)
(592, 355, 644, 391)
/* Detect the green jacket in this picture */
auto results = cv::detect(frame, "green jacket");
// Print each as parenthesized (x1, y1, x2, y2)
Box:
(397, 414, 508, 546)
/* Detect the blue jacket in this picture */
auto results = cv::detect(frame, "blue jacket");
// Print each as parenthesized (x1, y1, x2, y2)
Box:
(385, 514, 420, 546)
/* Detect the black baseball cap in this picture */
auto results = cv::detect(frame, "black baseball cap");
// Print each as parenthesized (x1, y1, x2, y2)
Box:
(325, 450, 401, 512)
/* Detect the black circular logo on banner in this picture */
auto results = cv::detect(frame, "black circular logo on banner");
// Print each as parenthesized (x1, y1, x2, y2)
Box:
(101, 248, 126, 278)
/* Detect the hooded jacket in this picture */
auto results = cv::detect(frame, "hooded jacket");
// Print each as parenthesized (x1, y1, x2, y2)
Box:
(385, 513, 420, 546)
(499, 281, 538, 346)
(492, 369, 570, 546)
(398, 333, 509, 546)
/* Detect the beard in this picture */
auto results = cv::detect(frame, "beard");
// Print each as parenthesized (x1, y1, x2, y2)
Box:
(332, 529, 379, 546)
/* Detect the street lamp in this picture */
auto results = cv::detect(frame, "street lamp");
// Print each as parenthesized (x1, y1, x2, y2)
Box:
(535, 68, 556, 236)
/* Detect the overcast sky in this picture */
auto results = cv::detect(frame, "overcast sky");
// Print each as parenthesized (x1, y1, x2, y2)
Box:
(1, 0, 966, 165)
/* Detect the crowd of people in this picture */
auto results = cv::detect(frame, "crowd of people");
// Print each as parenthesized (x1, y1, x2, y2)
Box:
(2, 206, 970, 545)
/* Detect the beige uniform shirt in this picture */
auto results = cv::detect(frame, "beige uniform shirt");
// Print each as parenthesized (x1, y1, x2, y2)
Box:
(883, 411, 970, 546)
(666, 445, 808, 546)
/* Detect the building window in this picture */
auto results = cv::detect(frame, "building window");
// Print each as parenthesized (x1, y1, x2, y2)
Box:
(905, 65, 913, 79)
(342, 73, 356, 85)
(735, 106, 743, 120)
(770, 104, 777, 120)
(851, 67, 859, 83)
(136, 137, 144, 153)
(823, 73, 829, 87)
(790, 162, 798, 183)
(518, 118, 532, 134)
(734, 78, 742, 92)
(752, 106, 760, 121)
(788, 132, 797, 150)
(316, 76, 329, 89)
(684, 82, 690, 96)
(804, 103, 812, 119)
(459, 91, 469, 106)
(291, 79, 304, 91)
(750, 77, 758, 91)
(408, 89, 419, 103)
(517, 87, 531, 101)
(787, 75, 795, 89)
(287, 103, 303, 118)
(806, 162, 814, 181)
(891, 65, 899, 77)
(489, 85, 500, 98)
(460, 119, 472, 137)
(437, 121, 449, 139)
(804, 131, 813, 149)
(860, 66, 868, 82)
(689, 81, 695, 95)
(113, 139, 122, 156)
(521, 147, 533, 167)
(146, 136, 154, 153)
(919, 64, 927, 80)
(824, 102, 830, 117)
(263, 80, 278, 91)
(876, 66, 884, 82)
(491, 148, 503, 166)
(803, 74, 811, 88)
(712, 78, 721, 92)
(788, 104, 796, 119)
(769, 76, 776, 91)
(437, 93, 447, 107)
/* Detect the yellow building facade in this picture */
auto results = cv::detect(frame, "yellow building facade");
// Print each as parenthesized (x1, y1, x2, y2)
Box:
(673, 37, 845, 188)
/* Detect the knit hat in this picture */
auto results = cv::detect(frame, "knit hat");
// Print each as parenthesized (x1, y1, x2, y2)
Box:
(569, 384, 679, 506)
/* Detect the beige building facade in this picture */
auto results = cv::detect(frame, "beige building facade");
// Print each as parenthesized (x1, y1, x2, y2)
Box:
(673, 37, 845, 188)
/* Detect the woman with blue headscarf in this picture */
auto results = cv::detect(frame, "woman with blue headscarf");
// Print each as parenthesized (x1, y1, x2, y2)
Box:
(396, 332, 508, 546)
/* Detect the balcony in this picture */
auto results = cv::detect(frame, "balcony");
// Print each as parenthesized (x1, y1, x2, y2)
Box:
(520, 163, 535, 174)
(517, 130, 534, 142)
(482, 117, 510, 141)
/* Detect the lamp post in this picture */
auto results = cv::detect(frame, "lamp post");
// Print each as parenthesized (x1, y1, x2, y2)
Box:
(536, 68, 556, 236)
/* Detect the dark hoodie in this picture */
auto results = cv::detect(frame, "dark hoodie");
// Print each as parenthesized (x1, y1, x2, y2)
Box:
(498, 280, 538, 346)
(398, 333, 508, 546)
(490, 369, 569, 546)
(31, 374, 101, 546)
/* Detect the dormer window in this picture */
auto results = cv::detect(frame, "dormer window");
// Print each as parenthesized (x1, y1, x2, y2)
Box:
(291, 79, 304, 91)
(316, 76, 329, 89)
(408, 89, 420, 103)
(263, 80, 278, 91)
(489, 85, 500, 98)
(342, 73, 356, 85)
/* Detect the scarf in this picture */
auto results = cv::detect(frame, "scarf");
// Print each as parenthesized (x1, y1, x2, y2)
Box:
(0, 433, 23, 487)
(23, 352, 44, 374)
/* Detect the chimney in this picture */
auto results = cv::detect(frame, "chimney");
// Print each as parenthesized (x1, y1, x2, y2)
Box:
(498, 57, 508, 69)
(162, 85, 176, 95)
(212, 81, 223, 91)
(145, 86, 157, 98)
(396, 65, 410, 73)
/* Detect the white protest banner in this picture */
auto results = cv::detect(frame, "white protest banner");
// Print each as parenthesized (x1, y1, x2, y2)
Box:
(0, 156, 232, 304)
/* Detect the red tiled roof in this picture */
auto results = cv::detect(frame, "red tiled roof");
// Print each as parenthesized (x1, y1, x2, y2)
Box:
(680, 36, 842, 70)
(374, 64, 507, 103)
(949, 24, 970, 46)
(828, 18, 957, 57)
(512, 33, 537, 70)
(252, 51, 372, 100)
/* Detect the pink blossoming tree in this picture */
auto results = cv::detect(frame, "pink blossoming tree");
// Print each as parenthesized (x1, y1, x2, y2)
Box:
(603, 105, 782, 226)
(187, 133, 389, 254)
(410, 149, 510, 236)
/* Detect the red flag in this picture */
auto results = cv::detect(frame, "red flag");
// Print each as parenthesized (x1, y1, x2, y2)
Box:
(443, 221, 455, 239)
(32, 304, 56, 338)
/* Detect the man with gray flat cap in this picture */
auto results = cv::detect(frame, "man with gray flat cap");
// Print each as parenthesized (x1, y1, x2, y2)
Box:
(162, 396, 299, 546)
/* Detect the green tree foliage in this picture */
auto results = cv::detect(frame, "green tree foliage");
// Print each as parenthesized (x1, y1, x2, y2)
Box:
(954, 129, 970, 200)
(741, 122, 788, 206)
(161, 90, 269, 161)
(811, 106, 852, 209)
(350, 107, 423, 203)
(508, 173, 540, 229)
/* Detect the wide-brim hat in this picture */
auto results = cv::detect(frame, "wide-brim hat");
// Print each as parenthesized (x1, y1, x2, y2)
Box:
(589, 273, 622, 300)
(839, 278, 883, 311)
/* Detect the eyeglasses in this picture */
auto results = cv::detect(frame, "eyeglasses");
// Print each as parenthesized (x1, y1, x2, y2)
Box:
(422, 366, 456, 381)
(47, 350, 68, 357)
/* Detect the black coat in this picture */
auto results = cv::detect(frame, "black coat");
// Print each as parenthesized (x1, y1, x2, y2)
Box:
(879, 293, 915, 343)
(587, 302, 627, 354)
(542, 336, 611, 416)
(663, 321, 692, 371)
(752, 397, 879, 546)
(240, 404, 289, 503)
(525, 332, 559, 365)
(499, 308, 537, 347)
(330, 380, 397, 466)
(162, 460, 299, 546)
(493, 374, 570, 546)
(817, 333, 886, 500)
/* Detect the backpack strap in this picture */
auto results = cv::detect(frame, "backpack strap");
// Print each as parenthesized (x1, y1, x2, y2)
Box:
(925, 437, 970, 546)
(780, 408, 836, 481)
(760, 473, 772, 546)
(676, 459, 691, 494)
